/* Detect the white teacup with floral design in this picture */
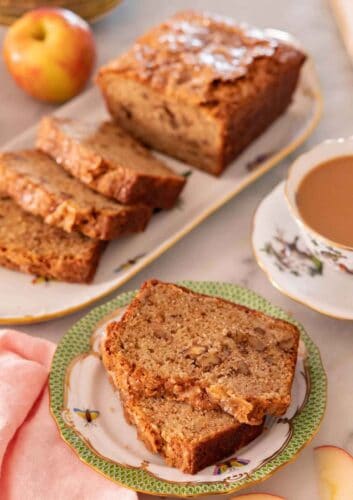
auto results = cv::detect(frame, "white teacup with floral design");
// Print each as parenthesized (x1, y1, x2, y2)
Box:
(285, 137, 353, 274)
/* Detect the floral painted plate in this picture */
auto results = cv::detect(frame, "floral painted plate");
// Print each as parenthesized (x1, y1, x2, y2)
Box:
(49, 281, 326, 497)
(0, 34, 322, 325)
(252, 182, 353, 320)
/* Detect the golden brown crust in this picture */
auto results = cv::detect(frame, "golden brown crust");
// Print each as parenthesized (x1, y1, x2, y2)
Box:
(103, 279, 300, 424)
(97, 10, 301, 104)
(97, 10, 306, 174)
(0, 150, 152, 240)
(36, 117, 186, 209)
(0, 196, 105, 283)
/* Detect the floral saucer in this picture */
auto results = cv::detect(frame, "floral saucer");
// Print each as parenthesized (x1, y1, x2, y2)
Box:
(49, 281, 326, 497)
(252, 182, 353, 319)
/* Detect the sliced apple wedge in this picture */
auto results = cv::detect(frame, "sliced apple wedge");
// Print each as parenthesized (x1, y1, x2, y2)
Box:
(232, 494, 284, 499)
(314, 445, 353, 499)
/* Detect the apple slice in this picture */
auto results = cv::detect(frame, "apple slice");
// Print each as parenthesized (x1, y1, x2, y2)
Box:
(231, 494, 284, 499)
(314, 445, 353, 499)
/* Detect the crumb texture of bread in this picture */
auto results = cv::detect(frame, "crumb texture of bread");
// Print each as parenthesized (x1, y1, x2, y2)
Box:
(0, 195, 104, 282)
(97, 10, 306, 174)
(0, 150, 152, 240)
(103, 280, 300, 424)
(36, 117, 186, 209)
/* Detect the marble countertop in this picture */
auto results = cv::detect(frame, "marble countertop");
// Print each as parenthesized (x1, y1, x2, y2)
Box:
(1, 1, 352, 499)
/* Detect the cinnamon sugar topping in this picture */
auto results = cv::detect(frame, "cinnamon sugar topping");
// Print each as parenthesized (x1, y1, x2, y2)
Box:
(110, 11, 280, 101)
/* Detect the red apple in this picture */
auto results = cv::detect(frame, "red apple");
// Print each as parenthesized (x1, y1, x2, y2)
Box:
(3, 7, 96, 103)
(314, 445, 353, 499)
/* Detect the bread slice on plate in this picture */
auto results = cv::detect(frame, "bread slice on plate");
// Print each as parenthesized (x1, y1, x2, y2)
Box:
(0, 195, 104, 283)
(103, 279, 300, 424)
(0, 150, 152, 240)
(121, 394, 262, 474)
(102, 336, 264, 474)
(36, 117, 186, 209)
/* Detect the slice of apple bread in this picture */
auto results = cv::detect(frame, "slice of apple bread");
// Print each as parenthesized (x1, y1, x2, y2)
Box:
(0, 150, 152, 240)
(36, 117, 186, 209)
(121, 395, 263, 474)
(103, 279, 300, 425)
(102, 332, 264, 474)
(0, 195, 104, 282)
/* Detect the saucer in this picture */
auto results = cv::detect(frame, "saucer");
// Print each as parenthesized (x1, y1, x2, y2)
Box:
(252, 182, 353, 319)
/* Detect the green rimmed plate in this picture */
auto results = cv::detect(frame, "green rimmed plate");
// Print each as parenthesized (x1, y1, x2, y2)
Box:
(49, 281, 326, 497)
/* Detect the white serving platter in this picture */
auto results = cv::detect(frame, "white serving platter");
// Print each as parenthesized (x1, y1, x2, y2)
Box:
(0, 33, 322, 324)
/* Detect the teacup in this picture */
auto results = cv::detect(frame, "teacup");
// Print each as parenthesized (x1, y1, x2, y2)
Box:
(285, 137, 353, 273)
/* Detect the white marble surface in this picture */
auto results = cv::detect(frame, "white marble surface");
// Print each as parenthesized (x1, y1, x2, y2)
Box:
(1, 1, 353, 499)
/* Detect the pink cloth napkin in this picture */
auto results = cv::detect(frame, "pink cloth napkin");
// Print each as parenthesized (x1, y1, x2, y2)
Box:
(0, 329, 138, 500)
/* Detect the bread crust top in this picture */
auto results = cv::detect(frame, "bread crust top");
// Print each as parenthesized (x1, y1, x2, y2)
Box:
(97, 10, 305, 106)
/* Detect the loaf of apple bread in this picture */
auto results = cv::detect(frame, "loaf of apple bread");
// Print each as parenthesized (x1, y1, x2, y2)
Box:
(97, 10, 306, 175)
